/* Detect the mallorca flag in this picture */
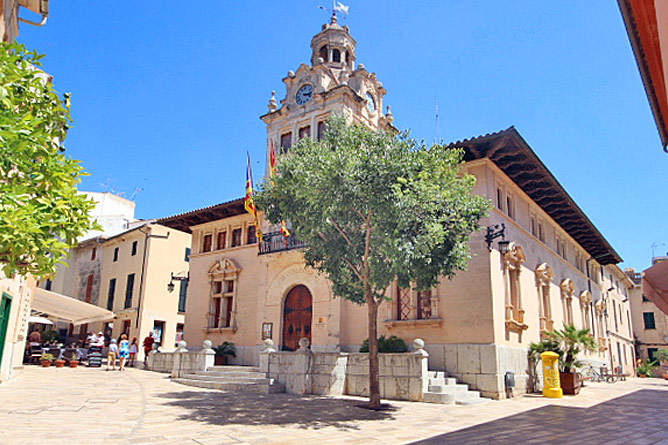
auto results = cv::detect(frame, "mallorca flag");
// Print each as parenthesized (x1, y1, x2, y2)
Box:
(245, 152, 262, 243)
(269, 139, 290, 238)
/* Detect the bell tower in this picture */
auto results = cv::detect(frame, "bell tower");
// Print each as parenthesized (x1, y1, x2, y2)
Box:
(260, 13, 395, 176)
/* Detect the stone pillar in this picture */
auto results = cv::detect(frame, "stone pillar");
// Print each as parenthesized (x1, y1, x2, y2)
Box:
(295, 337, 313, 395)
(411, 338, 429, 396)
(171, 341, 188, 378)
(259, 338, 276, 374)
(202, 339, 215, 371)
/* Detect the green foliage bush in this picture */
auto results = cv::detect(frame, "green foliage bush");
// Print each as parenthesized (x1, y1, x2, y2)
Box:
(359, 335, 408, 353)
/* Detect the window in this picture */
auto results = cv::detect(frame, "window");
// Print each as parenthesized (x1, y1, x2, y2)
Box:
(538, 221, 545, 243)
(299, 125, 311, 139)
(506, 195, 514, 219)
(503, 244, 527, 333)
(122, 319, 131, 336)
(208, 258, 240, 330)
(560, 279, 575, 326)
(184, 247, 191, 262)
(178, 280, 188, 313)
(319, 45, 327, 62)
(332, 48, 341, 63)
(131, 241, 138, 256)
(317, 121, 326, 141)
(247, 225, 257, 244)
(648, 348, 659, 362)
(496, 188, 504, 211)
(642, 295, 650, 302)
(107, 278, 116, 310)
(202, 234, 213, 253)
(396, 285, 411, 320)
(231, 228, 242, 247)
(212, 279, 234, 328)
(85, 274, 94, 303)
(613, 301, 618, 331)
(124, 273, 135, 309)
(45, 278, 52, 291)
(417, 289, 432, 320)
(556, 236, 566, 259)
(536, 263, 554, 335)
(280, 132, 292, 153)
(113, 247, 119, 262)
(91, 247, 96, 261)
(217, 231, 227, 250)
(530, 214, 537, 237)
(643, 312, 656, 329)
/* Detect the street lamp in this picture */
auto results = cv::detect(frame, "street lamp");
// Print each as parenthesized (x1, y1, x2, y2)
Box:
(167, 272, 188, 293)
(485, 223, 506, 251)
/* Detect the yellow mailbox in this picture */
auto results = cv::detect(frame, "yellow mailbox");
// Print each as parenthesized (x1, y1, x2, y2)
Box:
(540, 351, 563, 398)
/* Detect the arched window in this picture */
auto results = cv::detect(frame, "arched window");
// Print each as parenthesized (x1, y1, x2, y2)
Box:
(319, 45, 327, 62)
(332, 48, 341, 63)
(503, 243, 528, 334)
(345, 50, 352, 68)
(535, 263, 554, 336)
(207, 258, 241, 331)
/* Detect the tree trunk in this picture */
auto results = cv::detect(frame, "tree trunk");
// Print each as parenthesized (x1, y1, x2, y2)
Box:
(367, 296, 381, 409)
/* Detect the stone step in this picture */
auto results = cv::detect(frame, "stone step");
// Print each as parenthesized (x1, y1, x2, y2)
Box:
(182, 374, 274, 384)
(193, 370, 267, 379)
(423, 392, 456, 404)
(455, 396, 490, 406)
(173, 378, 284, 394)
(427, 383, 469, 393)
(206, 365, 261, 372)
(427, 371, 446, 379)
(428, 377, 457, 386)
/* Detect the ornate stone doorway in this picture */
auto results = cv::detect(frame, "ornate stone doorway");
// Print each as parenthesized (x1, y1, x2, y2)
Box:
(282, 285, 312, 351)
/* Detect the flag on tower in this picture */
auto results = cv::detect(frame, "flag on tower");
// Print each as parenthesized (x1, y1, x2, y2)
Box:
(244, 152, 262, 243)
(334, 1, 349, 14)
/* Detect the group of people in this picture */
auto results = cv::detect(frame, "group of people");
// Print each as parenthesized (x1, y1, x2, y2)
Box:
(106, 334, 138, 371)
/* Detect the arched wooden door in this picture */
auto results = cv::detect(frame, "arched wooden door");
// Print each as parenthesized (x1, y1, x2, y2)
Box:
(282, 285, 312, 351)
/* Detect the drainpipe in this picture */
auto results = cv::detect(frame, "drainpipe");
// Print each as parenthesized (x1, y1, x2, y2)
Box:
(135, 226, 169, 329)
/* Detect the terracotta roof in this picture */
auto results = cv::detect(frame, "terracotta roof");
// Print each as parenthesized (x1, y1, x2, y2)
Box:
(157, 198, 246, 233)
(447, 127, 623, 265)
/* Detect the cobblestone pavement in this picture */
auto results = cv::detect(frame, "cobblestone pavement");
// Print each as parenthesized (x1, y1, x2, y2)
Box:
(0, 366, 667, 444)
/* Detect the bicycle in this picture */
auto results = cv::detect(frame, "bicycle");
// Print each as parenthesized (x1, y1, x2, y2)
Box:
(581, 364, 602, 382)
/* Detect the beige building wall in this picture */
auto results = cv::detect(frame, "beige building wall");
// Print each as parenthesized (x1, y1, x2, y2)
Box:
(0, 273, 35, 382)
(97, 224, 190, 360)
(628, 265, 668, 363)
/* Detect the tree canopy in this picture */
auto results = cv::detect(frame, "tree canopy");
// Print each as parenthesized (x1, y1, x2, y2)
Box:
(0, 43, 98, 278)
(257, 116, 489, 408)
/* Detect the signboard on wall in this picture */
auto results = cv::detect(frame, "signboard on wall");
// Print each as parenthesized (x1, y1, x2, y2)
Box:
(262, 322, 272, 340)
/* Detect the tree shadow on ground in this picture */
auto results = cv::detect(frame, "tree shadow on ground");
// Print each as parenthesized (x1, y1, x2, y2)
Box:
(411, 389, 668, 444)
(157, 390, 397, 430)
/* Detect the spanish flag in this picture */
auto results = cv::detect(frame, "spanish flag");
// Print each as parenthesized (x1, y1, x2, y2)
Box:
(269, 139, 290, 238)
(245, 152, 262, 243)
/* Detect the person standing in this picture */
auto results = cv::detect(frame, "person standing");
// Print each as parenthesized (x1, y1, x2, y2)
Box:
(129, 338, 138, 367)
(106, 339, 118, 371)
(118, 334, 130, 371)
(142, 332, 154, 367)
(28, 328, 42, 345)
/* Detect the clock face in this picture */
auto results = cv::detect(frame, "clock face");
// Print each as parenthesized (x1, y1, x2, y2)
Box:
(296, 84, 313, 105)
(366, 92, 376, 112)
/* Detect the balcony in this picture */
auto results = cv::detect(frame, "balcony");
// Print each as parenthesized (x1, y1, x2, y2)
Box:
(259, 231, 307, 255)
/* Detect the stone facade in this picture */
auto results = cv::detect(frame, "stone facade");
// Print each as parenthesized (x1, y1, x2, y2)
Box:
(159, 16, 630, 400)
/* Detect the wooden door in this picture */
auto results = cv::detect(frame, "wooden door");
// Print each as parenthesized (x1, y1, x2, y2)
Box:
(282, 285, 312, 351)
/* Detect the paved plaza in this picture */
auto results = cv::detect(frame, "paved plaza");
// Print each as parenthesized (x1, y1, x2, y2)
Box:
(0, 366, 667, 444)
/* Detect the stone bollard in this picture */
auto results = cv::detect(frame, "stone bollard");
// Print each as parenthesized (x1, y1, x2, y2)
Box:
(296, 338, 313, 395)
(412, 338, 429, 398)
(259, 338, 276, 374)
(203, 340, 215, 370)
(176, 340, 188, 352)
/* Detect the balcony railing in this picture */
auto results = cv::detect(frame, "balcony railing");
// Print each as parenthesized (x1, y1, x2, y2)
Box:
(258, 231, 307, 255)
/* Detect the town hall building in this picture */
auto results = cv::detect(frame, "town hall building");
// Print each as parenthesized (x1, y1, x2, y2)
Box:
(158, 14, 632, 399)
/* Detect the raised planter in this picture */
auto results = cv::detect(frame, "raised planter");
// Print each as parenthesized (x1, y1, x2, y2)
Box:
(214, 356, 227, 366)
(560, 371, 581, 395)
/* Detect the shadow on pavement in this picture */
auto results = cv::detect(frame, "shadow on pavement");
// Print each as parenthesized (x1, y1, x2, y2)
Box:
(158, 390, 397, 430)
(411, 389, 668, 444)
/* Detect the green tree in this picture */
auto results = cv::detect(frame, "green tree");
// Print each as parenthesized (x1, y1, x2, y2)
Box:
(0, 43, 98, 278)
(257, 116, 489, 409)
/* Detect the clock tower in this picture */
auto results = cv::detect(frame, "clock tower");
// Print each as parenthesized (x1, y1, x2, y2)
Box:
(260, 13, 394, 175)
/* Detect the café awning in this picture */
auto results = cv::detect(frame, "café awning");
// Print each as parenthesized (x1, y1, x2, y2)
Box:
(642, 259, 668, 316)
(33, 288, 115, 326)
(28, 315, 53, 325)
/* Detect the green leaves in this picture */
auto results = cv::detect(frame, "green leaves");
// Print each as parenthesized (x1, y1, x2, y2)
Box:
(0, 42, 99, 278)
(256, 115, 490, 305)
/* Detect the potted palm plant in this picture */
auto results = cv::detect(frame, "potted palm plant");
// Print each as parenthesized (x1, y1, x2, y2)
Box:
(528, 338, 562, 393)
(545, 324, 597, 395)
(637, 358, 656, 378)
(213, 342, 236, 366)
(652, 350, 668, 380)
(69, 352, 80, 368)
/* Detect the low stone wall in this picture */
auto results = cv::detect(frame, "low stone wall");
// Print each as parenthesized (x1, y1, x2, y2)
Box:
(147, 341, 215, 378)
(261, 338, 429, 402)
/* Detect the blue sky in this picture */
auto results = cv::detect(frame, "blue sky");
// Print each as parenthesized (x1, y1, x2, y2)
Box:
(18, 1, 667, 270)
